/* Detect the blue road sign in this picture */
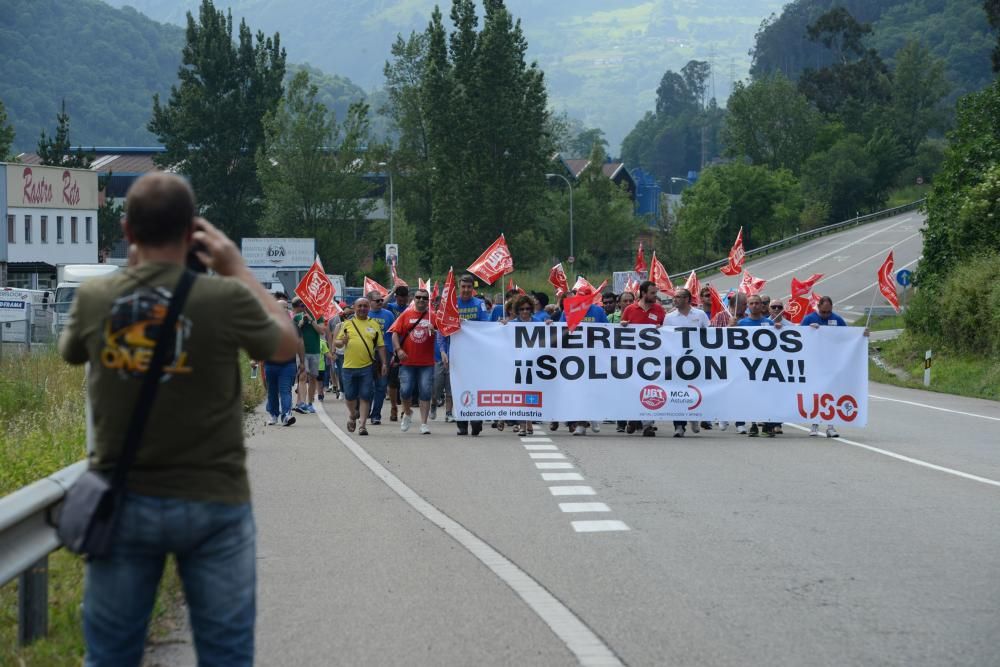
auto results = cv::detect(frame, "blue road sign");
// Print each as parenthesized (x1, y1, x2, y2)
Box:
(896, 269, 913, 287)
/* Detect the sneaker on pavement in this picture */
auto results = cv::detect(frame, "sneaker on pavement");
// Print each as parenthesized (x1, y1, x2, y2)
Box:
(445, 412, 454, 423)
(401, 414, 412, 432)
(748, 424, 759, 437)
(305, 404, 317, 414)
(625, 422, 637, 434)
(590, 420, 601, 433)
(735, 424, 746, 434)
(774, 424, 783, 434)
(573, 425, 587, 436)
(690, 421, 700, 434)
(642, 425, 656, 437)
(720, 421, 730, 431)
(673, 425, 685, 438)
(281, 413, 296, 427)
(826, 426, 840, 438)
(420, 423, 431, 435)
(293, 403, 307, 414)
(318, 393, 324, 402)
(700, 421, 712, 430)
(265, 415, 277, 426)
(430, 408, 437, 421)
(370, 419, 382, 426)
(809, 424, 819, 437)
(470, 422, 483, 436)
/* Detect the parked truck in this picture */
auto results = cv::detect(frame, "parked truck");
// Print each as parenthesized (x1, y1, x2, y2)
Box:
(52, 264, 121, 334)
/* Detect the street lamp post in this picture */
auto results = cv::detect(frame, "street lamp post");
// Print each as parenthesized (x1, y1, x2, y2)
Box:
(545, 173, 573, 263)
(378, 161, 394, 244)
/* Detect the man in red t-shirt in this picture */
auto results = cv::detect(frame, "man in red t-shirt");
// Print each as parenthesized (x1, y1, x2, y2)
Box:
(620, 280, 666, 326)
(620, 280, 666, 437)
(390, 287, 436, 435)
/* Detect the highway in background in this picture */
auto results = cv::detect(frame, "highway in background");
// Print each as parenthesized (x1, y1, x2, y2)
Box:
(147, 209, 999, 667)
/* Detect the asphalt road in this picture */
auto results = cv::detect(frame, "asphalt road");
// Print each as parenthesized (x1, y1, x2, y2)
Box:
(147, 212, 1000, 667)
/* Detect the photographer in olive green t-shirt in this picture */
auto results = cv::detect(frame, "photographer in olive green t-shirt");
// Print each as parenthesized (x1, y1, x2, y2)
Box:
(58, 172, 298, 666)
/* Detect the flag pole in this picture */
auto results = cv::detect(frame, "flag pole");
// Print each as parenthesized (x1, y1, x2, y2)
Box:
(864, 282, 880, 329)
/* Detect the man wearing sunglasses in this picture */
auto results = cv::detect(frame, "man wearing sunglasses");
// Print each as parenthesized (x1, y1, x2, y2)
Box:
(768, 299, 786, 324)
(391, 288, 436, 435)
(367, 290, 396, 424)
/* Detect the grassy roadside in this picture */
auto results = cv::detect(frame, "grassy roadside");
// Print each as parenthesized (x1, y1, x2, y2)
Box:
(863, 321, 1000, 401)
(0, 347, 263, 665)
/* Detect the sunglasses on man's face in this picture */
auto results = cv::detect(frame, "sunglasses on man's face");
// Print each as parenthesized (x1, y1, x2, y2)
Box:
(770, 305, 783, 311)
(414, 296, 429, 301)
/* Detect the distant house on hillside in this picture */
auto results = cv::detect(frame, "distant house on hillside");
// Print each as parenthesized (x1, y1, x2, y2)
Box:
(551, 154, 665, 226)
(552, 155, 637, 202)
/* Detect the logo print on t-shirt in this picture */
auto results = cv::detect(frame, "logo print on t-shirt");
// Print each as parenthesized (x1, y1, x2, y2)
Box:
(100, 286, 193, 379)
(409, 320, 429, 343)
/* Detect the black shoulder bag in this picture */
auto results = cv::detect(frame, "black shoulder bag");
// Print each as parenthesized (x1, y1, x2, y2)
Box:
(57, 270, 197, 559)
(389, 310, 428, 368)
(350, 318, 383, 379)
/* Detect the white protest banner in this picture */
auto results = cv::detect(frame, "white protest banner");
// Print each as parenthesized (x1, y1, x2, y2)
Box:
(450, 322, 868, 426)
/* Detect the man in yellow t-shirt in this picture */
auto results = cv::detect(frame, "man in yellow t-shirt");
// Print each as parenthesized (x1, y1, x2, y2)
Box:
(334, 297, 388, 436)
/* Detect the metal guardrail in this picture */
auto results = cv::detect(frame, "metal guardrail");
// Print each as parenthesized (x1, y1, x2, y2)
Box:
(0, 460, 86, 645)
(667, 199, 925, 281)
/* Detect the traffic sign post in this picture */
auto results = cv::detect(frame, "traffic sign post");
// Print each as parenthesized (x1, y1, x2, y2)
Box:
(895, 269, 912, 287)
(385, 244, 399, 266)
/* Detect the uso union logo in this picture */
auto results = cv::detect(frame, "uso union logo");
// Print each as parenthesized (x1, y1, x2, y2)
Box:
(796, 393, 859, 422)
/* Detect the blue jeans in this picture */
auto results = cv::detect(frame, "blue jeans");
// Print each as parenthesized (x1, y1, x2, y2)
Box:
(83, 494, 256, 667)
(264, 360, 296, 419)
(399, 364, 435, 402)
(342, 366, 374, 402)
(368, 372, 389, 420)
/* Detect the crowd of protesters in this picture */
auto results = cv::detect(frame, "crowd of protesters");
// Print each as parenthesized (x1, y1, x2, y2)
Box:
(258, 275, 858, 439)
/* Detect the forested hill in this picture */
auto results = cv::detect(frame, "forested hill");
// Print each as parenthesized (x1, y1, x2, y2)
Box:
(0, 0, 370, 151)
(751, 0, 995, 101)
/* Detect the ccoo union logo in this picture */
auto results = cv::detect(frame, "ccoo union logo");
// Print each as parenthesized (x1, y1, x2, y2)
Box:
(477, 391, 543, 407)
(796, 393, 859, 422)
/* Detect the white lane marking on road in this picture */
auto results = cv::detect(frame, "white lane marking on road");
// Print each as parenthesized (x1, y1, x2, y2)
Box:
(549, 486, 596, 496)
(542, 473, 585, 481)
(536, 462, 575, 469)
(560, 503, 611, 513)
(314, 404, 623, 666)
(783, 423, 1000, 488)
(530, 452, 567, 460)
(777, 233, 922, 300)
(836, 256, 920, 303)
(523, 437, 553, 443)
(524, 444, 559, 451)
(765, 217, 913, 282)
(869, 395, 1000, 422)
(572, 521, 630, 533)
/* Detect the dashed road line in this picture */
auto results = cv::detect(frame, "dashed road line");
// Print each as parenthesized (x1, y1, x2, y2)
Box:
(523, 437, 553, 443)
(524, 444, 559, 450)
(572, 521, 630, 533)
(314, 403, 623, 667)
(542, 473, 585, 481)
(536, 462, 575, 469)
(560, 503, 611, 513)
(549, 486, 596, 496)
(530, 452, 568, 460)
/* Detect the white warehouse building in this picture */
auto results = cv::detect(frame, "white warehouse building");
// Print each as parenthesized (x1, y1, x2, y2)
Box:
(1, 162, 99, 289)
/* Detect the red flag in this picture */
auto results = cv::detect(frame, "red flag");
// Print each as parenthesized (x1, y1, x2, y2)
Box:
(572, 275, 595, 292)
(363, 276, 389, 299)
(418, 277, 429, 291)
(467, 234, 514, 284)
(590, 279, 608, 305)
(436, 268, 463, 336)
(877, 251, 900, 312)
(648, 252, 675, 296)
(430, 281, 440, 303)
(739, 271, 766, 295)
(684, 271, 702, 305)
(294, 257, 335, 320)
(390, 261, 408, 288)
(635, 241, 647, 274)
(324, 298, 344, 320)
(707, 284, 726, 321)
(562, 291, 594, 333)
(786, 292, 822, 324)
(548, 263, 569, 296)
(790, 273, 823, 298)
(719, 227, 745, 276)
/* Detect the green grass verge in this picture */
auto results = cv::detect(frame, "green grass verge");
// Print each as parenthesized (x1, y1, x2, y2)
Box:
(869, 331, 1000, 401)
(1, 346, 263, 664)
(853, 313, 907, 332)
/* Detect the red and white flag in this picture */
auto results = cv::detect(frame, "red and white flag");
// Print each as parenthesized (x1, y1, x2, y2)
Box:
(430, 281, 440, 303)
(877, 251, 900, 312)
(590, 279, 608, 306)
(635, 241, 647, 274)
(739, 271, 766, 295)
(791, 273, 823, 298)
(719, 227, 745, 276)
(418, 277, 429, 291)
(625, 277, 641, 296)
(506, 276, 526, 295)
(435, 268, 463, 336)
(648, 252, 675, 296)
(562, 291, 594, 333)
(707, 284, 726, 321)
(548, 263, 569, 296)
(573, 275, 595, 293)
(363, 276, 389, 299)
(684, 271, 702, 305)
(786, 292, 822, 324)
(294, 256, 335, 320)
(467, 234, 514, 284)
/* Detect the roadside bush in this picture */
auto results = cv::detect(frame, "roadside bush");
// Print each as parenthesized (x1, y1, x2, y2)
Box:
(906, 251, 1000, 355)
